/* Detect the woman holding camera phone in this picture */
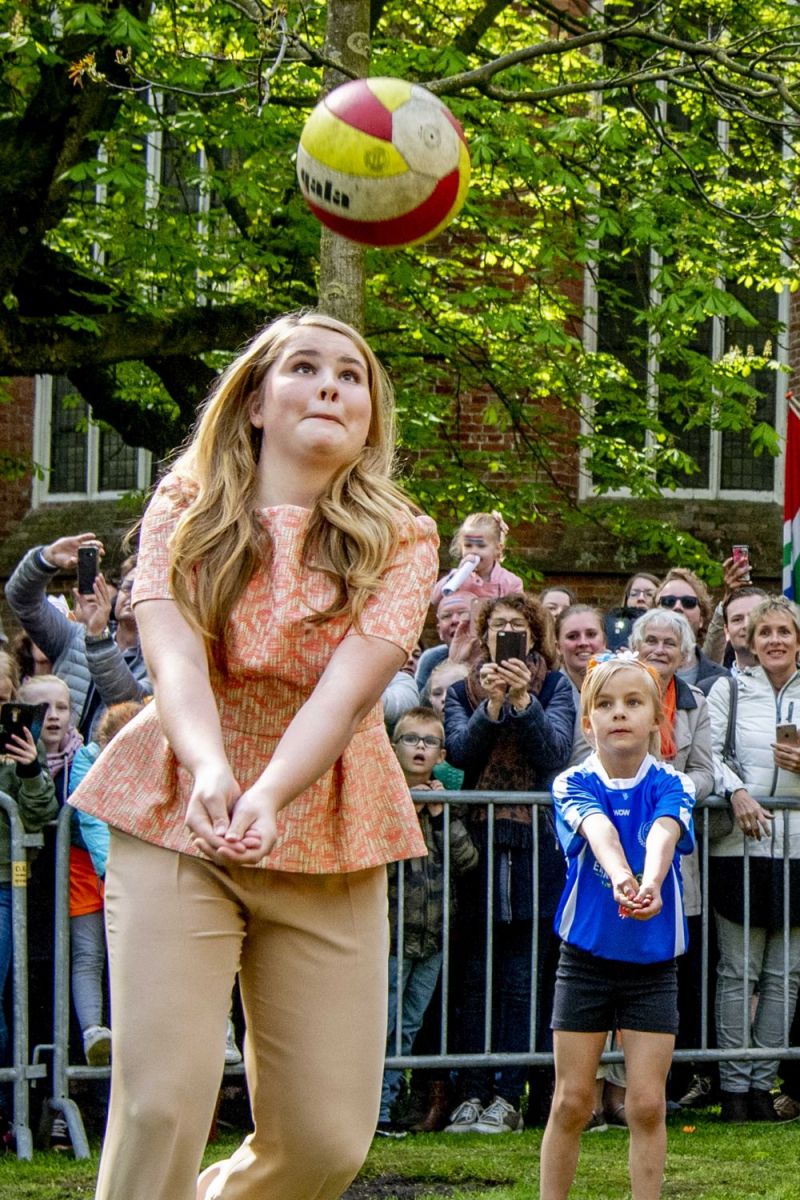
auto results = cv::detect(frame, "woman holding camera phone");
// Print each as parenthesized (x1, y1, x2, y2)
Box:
(706, 596, 800, 1122)
(442, 593, 574, 1133)
(70, 312, 438, 1200)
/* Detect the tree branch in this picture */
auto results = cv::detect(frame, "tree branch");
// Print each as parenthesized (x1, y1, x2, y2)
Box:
(0, 303, 265, 376)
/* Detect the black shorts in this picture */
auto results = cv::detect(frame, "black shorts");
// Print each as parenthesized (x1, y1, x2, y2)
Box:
(551, 942, 679, 1036)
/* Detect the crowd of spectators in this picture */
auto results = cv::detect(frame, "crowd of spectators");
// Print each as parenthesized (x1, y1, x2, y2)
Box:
(0, 510, 798, 1145)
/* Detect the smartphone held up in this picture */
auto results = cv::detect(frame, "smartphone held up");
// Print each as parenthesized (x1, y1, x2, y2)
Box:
(732, 544, 751, 583)
(493, 629, 527, 666)
(0, 702, 48, 754)
(77, 546, 99, 595)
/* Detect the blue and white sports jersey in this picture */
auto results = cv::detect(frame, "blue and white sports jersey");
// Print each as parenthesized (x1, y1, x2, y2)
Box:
(552, 753, 695, 964)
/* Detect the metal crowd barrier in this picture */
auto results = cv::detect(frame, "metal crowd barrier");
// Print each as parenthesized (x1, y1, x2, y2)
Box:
(386, 790, 800, 1073)
(0, 789, 47, 1160)
(0, 789, 798, 1158)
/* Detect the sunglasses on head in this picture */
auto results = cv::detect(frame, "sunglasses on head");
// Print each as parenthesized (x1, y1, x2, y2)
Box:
(659, 594, 699, 610)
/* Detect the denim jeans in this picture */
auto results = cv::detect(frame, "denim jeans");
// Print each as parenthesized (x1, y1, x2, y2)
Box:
(380, 953, 442, 1121)
(715, 911, 800, 1093)
(71, 910, 107, 1032)
(457, 919, 559, 1108)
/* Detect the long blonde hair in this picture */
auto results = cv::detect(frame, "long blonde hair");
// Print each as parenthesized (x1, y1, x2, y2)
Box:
(167, 311, 417, 669)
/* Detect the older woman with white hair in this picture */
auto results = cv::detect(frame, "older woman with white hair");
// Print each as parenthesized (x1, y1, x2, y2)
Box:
(629, 607, 715, 1109)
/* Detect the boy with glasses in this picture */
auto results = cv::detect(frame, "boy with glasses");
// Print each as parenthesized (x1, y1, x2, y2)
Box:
(377, 707, 478, 1137)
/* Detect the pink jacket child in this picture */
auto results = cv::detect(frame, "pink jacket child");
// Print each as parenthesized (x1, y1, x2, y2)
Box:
(431, 511, 524, 606)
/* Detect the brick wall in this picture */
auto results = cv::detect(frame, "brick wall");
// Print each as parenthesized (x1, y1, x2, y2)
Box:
(0, 377, 35, 544)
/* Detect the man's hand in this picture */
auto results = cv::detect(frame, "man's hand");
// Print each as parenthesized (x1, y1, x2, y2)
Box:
(722, 555, 751, 597)
(42, 533, 104, 572)
(72, 573, 114, 636)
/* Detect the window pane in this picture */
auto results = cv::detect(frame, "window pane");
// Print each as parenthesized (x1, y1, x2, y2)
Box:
(593, 242, 650, 450)
(49, 378, 88, 493)
(658, 321, 713, 489)
(98, 427, 139, 492)
(720, 284, 779, 491)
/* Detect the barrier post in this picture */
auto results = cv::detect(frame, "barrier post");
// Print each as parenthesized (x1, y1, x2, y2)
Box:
(45, 803, 93, 1158)
(0, 789, 48, 1159)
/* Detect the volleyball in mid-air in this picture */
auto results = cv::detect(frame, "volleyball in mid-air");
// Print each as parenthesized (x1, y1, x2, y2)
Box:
(296, 77, 470, 248)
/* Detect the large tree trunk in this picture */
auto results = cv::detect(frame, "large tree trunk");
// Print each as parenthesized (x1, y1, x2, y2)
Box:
(317, 1, 371, 330)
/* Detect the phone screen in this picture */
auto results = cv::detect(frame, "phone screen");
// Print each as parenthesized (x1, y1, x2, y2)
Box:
(732, 544, 751, 581)
(77, 546, 99, 595)
(493, 629, 527, 665)
(0, 702, 48, 754)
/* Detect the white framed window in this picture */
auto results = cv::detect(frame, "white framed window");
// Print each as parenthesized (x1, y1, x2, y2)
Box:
(31, 375, 151, 505)
(580, 259, 789, 504)
(579, 69, 790, 505)
(30, 88, 212, 506)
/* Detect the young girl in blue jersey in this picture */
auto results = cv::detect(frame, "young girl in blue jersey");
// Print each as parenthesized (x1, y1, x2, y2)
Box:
(540, 654, 695, 1200)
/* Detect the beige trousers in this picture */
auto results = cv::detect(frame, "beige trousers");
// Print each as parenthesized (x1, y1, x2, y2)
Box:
(95, 831, 389, 1200)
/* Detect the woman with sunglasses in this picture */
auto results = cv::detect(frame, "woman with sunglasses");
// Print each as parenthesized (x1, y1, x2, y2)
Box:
(654, 569, 727, 693)
(442, 593, 574, 1134)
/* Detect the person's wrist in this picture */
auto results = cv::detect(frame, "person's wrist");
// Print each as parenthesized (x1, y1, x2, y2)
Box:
(15, 759, 41, 778)
(85, 626, 112, 644)
(37, 547, 59, 571)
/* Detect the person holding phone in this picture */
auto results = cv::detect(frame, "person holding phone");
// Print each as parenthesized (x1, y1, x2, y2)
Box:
(705, 596, 800, 1121)
(442, 593, 574, 1133)
(5, 539, 151, 740)
(69, 312, 438, 1200)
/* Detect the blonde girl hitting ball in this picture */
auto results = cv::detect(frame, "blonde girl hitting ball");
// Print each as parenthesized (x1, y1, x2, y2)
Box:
(70, 311, 439, 1200)
(541, 653, 696, 1200)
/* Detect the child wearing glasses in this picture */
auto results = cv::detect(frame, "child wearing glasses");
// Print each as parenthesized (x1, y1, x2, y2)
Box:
(540, 654, 695, 1200)
(431, 511, 524, 606)
(377, 707, 478, 1137)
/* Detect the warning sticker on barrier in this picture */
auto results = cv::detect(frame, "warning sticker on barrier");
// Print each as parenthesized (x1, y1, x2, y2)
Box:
(12, 860, 27, 887)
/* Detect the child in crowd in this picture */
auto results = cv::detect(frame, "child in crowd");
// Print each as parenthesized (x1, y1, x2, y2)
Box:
(540, 655, 695, 1200)
(18, 675, 82, 804)
(0, 654, 58, 1081)
(426, 661, 469, 791)
(377, 707, 478, 1137)
(16, 674, 82, 1076)
(431, 512, 523, 606)
(68, 701, 144, 1065)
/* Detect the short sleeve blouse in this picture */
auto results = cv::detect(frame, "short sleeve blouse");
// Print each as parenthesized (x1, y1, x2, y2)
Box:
(70, 473, 440, 874)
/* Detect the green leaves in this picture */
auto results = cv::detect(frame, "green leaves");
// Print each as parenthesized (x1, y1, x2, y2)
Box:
(2, 0, 798, 572)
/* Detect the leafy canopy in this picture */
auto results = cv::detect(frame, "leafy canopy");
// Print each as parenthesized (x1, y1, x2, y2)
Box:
(1, 1, 799, 573)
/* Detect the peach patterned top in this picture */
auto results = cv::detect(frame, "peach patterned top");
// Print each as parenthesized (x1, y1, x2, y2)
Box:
(69, 474, 439, 874)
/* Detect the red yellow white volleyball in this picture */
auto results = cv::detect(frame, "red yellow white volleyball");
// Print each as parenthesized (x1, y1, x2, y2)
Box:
(296, 77, 470, 248)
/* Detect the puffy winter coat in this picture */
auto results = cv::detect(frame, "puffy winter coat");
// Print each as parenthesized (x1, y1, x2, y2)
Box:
(706, 665, 800, 926)
(6, 548, 151, 737)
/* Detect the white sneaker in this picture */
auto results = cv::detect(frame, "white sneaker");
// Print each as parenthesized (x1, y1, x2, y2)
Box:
(444, 1097, 483, 1133)
(473, 1095, 524, 1134)
(224, 1018, 242, 1066)
(83, 1025, 112, 1067)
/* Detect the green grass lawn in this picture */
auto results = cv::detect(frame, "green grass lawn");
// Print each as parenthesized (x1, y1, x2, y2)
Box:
(0, 1111, 798, 1200)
